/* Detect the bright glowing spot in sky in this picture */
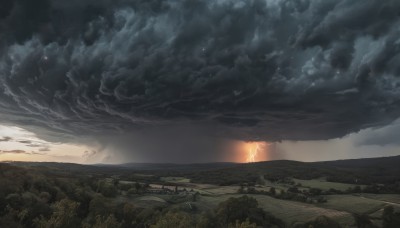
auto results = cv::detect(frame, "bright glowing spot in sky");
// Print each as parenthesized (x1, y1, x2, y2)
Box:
(243, 141, 268, 163)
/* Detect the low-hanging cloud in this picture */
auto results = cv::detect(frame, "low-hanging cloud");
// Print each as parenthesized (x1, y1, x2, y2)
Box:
(0, 0, 400, 147)
(353, 118, 400, 146)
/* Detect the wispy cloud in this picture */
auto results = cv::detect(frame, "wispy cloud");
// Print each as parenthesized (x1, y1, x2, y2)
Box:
(0, 149, 28, 154)
(0, 136, 12, 142)
(0, 149, 48, 156)
(26, 144, 42, 148)
(39, 147, 51, 152)
(30, 151, 46, 155)
(83, 150, 97, 159)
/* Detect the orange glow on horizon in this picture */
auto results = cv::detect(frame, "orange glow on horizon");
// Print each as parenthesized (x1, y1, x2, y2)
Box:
(233, 141, 269, 163)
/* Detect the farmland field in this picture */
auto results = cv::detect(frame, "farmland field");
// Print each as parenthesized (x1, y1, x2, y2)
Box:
(187, 182, 400, 227)
(199, 193, 354, 227)
(322, 194, 400, 214)
(292, 178, 362, 191)
(160, 176, 191, 183)
(144, 177, 400, 227)
(361, 194, 400, 205)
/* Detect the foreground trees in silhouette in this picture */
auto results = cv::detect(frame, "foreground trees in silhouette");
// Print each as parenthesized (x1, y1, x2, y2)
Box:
(215, 195, 284, 227)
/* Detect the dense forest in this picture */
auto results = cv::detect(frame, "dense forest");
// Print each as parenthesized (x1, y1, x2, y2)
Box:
(0, 163, 287, 228)
(2, 156, 400, 228)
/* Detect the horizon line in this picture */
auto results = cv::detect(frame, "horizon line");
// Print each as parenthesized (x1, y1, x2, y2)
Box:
(1, 154, 399, 166)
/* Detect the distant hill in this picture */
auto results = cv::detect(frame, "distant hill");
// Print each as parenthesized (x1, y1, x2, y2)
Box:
(317, 155, 400, 168)
(4, 155, 400, 185)
(180, 156, 400, 185)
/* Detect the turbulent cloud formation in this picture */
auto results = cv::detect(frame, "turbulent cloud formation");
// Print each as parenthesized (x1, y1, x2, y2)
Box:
(0, 0, 400, 144)
(82, 150, 97, 159)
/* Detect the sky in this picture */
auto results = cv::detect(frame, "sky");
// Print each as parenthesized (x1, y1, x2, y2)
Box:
(0, 0, 400, 164)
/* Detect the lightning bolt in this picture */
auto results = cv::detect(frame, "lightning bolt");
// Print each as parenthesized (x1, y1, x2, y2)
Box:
(247, 142, 262, 163)
(243, 142, 273, 163)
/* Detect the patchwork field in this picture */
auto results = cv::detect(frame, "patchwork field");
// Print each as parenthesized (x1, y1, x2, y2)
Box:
(361, 194, 400, 205)
(4, 157, 400, 228)
(157, 180, 400, 227)
(199, 194, 355, 227)
(293, 178, 362, 191)
(322, 194, 400, 214)
(143, 176, 400, 227)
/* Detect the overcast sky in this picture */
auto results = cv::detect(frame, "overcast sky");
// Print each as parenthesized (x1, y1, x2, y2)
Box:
(0, 0, 400, 163)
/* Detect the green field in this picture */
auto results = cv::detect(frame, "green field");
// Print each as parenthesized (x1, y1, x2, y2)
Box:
(362, 194, 400, 205)
(199, 194, 354, 227)
(195, 191, 400, 227)
(94, 181, 400, 228)
(322, 194, 400, 215)
(292, 178, 362, 191)
(148, 176, 400, 227)
(160, 176, 191, 183)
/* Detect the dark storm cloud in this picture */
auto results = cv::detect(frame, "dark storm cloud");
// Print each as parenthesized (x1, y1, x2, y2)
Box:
(0, 0, 400, 144)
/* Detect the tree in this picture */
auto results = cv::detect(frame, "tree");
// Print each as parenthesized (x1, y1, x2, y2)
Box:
(5, 193, 22, 209)
(92, 214, 122, 228)
(352, 213, 377, 228)
(192, 192, 200, 202)
(196, 212, 216, 228)
(383, 206, 394, 228)
(215, 195, 283, 227)
(122, 203, 136, 225)
(97, 181, 117, 198)
(88, 196, 109, 217)
(309, 188, 322, 196)
(353, 186, 362, 193)
(288, 186, 300, 193)
(383, 205, 400, 228)
(269, 187, 276, 196)
(294, 215, 341, 228)
(151, 211, 193, 228)
(34, 199, 81, 228)
(228, 219, 257, 228)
